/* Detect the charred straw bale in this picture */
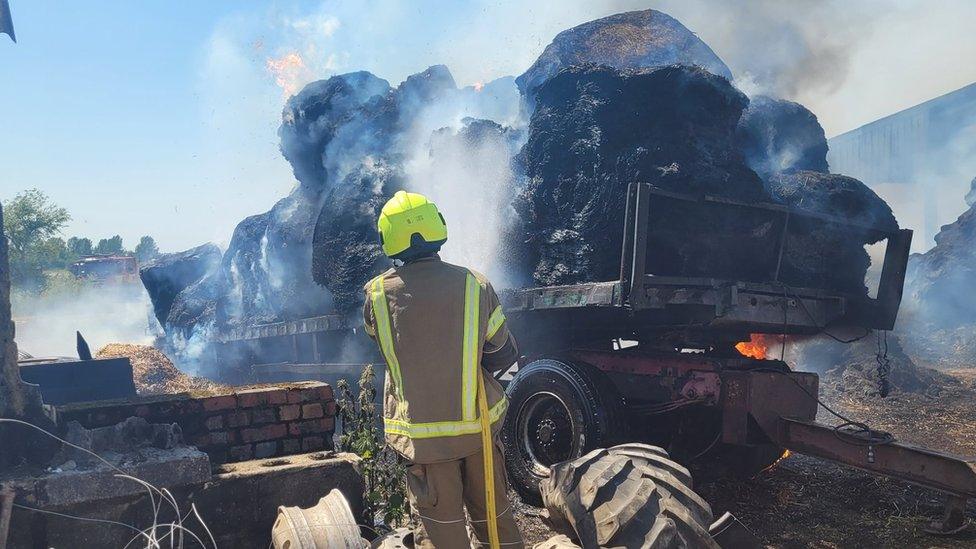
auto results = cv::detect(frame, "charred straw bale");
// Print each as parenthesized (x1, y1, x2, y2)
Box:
(766, 170, 897, 294)
(736, 95, 829, 180)
(516, 9, 733, 110)
(311, 66, 459, 311)
(512, 64, 770, 286)
(140, 243, 221, 328)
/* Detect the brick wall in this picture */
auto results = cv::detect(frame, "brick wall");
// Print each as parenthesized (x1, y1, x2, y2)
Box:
(58, 381, 336, 465)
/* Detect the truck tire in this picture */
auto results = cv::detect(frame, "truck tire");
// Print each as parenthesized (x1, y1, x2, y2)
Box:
(540, 446, 718, 549)
(503, 359, 624, 506)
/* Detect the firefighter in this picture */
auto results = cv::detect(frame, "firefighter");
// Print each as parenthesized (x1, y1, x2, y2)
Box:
(362, 190, 524, 549)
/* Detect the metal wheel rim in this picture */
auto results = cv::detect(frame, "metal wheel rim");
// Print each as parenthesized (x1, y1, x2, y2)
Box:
(516, 391, 580, 477)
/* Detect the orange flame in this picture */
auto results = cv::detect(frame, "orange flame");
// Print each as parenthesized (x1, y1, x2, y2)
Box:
(763, 449, 792, 472)
(735, 334, 769, 359)
(266, 52, 308, 98)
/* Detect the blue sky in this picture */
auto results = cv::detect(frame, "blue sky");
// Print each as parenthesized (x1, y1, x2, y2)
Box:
(3, 1, 975, 252)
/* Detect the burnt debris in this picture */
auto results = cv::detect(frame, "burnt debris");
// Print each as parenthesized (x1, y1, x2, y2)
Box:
(900, 193, 976, 367)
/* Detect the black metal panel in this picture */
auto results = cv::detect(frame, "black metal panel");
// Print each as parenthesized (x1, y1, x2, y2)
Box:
(18, 358, 136, 405)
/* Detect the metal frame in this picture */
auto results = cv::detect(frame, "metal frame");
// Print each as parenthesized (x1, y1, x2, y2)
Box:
(503, 182, 914, 335)
(721, 368, 976, 534)
(218, 314, 356, 343)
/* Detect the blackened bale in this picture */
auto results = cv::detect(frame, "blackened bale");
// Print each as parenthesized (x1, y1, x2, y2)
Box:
(513, 64, 772, 286)
(517, 9, 733, 110)
(140, 243, 221, 327)
(766, 170, 897, 293)
(736, 95, 829, 180)
(311, 66, 458, 311)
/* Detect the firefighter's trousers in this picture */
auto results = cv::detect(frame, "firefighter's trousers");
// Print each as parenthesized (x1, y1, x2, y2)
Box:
(406, 440, 524, 548)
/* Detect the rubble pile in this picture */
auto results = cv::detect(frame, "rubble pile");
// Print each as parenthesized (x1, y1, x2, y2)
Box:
(898, 195, 976, 368)
(96, 343, 222, 395)
(735, 95, 829, 179)
(1, 203, 56, 469)
(516, 9, 732, 110)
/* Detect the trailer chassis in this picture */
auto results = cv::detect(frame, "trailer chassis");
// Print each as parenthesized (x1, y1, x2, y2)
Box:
(500, 183, 972, 534)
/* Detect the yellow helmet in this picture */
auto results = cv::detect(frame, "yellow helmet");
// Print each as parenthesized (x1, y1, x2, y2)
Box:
(377, 190, 448, 259)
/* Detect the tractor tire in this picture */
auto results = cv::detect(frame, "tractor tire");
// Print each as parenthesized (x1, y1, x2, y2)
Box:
(540, 445, 718, 549)
(503, 359, 624, 506)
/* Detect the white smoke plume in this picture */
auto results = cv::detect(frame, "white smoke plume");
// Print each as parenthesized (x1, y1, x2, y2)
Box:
(11, 280, 159, 359)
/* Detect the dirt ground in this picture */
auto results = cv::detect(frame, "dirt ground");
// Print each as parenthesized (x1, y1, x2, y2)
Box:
(512, 368, 976, 548)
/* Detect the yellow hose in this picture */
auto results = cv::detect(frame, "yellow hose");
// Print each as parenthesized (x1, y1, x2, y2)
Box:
(477, 370, 501, 549)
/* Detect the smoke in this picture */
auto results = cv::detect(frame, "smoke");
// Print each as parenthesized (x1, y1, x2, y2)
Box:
(393, 77, 522, 281)
(154, 2, 976, 378)
(406, 118, 522, 283)
(11, 279, 158, 359)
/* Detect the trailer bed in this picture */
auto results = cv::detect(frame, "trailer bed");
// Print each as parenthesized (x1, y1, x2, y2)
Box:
(500, 183, 913, 346)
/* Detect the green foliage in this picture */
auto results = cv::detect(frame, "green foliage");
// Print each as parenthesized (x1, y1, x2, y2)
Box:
(336, 365, 408, 528)
(32, 237, 73, 269)
(134, 235, 159, 263)
(38, 269, 85, 299)
(3, 189, 70, 286)
(67, 236, 93, 256)
(94, 235, 125, 255)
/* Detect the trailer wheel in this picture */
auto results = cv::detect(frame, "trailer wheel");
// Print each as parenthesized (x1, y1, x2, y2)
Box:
(502, 359, 623, 506)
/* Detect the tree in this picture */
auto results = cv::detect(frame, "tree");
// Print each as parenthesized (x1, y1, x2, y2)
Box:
(94, 235, 124, 255)
(33, 237, 72, 269)
(134, 235, 159, 263)
(2, 189, 70, 285)
(67, 236, 93, 257)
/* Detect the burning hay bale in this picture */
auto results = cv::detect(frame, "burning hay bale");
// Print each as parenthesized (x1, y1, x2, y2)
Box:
(310, 66, 459, 311)
(96, 343, 223, 396)
(516, 9, 733, 110)
(220, 190, 331, 327)
(766, 170, 898, 294)
(140, 243, 220, 328)
(312, 178, 392, 312)
(279, 71, 392, 190)
(512, 63, 770, 286)
(735, 95, 829, 179)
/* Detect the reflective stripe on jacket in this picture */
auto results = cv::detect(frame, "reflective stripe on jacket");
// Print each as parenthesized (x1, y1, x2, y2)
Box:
(363, 256, 512, 462)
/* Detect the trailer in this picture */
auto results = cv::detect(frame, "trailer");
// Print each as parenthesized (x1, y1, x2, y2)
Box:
(498, 183, 974, 534)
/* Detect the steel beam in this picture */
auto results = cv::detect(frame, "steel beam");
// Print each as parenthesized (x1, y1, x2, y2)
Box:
(778, 417, 976, 499)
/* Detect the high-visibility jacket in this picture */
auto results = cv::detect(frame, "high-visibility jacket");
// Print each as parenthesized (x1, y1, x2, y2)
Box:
(362, 256, 512, 463)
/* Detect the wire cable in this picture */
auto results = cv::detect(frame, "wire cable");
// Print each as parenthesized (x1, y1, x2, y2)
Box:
(751, 367, 895, 446)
